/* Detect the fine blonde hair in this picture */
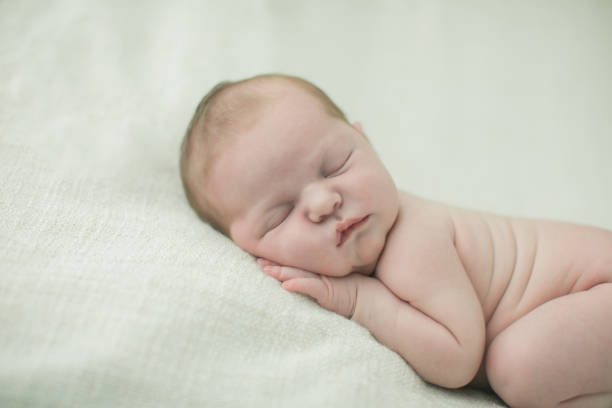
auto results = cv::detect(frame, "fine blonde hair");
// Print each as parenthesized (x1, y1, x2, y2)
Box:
(179, 73, 348, 235)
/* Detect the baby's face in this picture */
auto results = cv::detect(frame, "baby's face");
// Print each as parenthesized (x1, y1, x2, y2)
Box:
(207, 88, 400, 277)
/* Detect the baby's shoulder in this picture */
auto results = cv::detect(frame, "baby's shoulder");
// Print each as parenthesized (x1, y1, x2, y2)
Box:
(395, 191, 506, 240)
(396, 191, 456, 235)
(376, 192, 456, 275)
(376, 192, 484, 302)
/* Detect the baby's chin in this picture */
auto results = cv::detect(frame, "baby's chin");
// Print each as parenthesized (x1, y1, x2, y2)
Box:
(352, 235, 386, 274)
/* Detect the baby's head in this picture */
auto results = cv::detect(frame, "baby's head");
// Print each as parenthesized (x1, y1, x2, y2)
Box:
(180, 74, 347, 234)
(181, 73, 400, 276)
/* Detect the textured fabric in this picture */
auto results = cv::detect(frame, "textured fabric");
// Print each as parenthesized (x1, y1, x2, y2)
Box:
(2, 1, 611, 407)
(0, 144, 504, 407)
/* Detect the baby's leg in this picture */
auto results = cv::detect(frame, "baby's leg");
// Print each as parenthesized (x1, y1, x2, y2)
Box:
(486, 283, 612, 408)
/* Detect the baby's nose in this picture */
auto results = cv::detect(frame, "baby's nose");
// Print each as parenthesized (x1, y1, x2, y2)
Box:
(303, 184, 342, 223)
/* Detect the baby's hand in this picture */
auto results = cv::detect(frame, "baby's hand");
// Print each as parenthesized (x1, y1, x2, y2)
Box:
(257, 258, 368, 319)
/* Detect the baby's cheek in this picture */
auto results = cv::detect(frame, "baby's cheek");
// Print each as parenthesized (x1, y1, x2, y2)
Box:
(361, 232, 384, 256)
(277, 241, 331, 275)
(274, 235, 313, 268)
(270, 226, 348, 275)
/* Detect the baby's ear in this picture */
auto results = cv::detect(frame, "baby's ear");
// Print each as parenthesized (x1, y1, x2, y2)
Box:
(352, 121, 364, 134)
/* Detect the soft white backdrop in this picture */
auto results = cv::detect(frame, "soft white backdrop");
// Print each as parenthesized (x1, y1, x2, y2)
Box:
(1, 1, 610, 407)
(3, 0, 611, 226)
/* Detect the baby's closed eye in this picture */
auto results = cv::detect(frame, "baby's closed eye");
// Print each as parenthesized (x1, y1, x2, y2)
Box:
(325, 151, 352, 178)
(265, 204, 294, 233)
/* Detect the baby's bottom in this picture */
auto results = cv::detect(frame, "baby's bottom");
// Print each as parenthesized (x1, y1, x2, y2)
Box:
(484, 282, 612, 408)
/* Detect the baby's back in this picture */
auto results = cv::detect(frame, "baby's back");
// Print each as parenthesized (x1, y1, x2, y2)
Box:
(403, 192, 612, 344)
(450, 203, 612, 343)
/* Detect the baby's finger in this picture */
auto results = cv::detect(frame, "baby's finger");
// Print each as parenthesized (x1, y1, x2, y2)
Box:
(282, 278, 327, 303)
(283, 275, 359, 318)
(263, 265, 318, 281)
(256, 258, 278, 267)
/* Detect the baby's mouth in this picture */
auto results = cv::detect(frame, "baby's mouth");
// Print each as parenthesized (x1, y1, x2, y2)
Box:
(336, 215, 370, 247)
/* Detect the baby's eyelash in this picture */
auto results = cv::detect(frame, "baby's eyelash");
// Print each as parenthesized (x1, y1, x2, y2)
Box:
(266, 204, 294, 232)
(326, 151, 352, 177)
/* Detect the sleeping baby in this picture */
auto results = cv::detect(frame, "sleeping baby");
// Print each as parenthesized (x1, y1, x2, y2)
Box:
(180, 73, 612, 408)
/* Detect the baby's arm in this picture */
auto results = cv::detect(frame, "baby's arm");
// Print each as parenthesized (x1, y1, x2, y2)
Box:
(351, 275, 483, 388)
(260, 246, 485, 388)
(372, 251, 485, 389)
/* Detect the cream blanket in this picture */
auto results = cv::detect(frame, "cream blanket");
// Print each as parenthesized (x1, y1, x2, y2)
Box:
(2, 1, 610, 407)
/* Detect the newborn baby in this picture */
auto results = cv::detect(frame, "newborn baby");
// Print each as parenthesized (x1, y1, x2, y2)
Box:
(180, 73, 612, 408)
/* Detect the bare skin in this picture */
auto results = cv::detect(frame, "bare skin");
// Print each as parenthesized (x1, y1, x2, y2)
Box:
(260, 194, 612, 407)
(202, 80, 612, 407)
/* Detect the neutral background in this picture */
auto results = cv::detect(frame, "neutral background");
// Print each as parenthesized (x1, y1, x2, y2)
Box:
(3, 0, 611, 226)
(1, 1, 611, 407)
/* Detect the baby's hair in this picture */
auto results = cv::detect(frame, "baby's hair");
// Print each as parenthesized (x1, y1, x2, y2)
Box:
(180, 73, 349, 235)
